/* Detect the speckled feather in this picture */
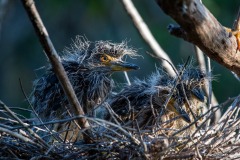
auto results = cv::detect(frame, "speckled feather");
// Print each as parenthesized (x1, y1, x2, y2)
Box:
(109, 70, 172, 118)
(102, 66, 209, 135)
(31, 36, 137, 142)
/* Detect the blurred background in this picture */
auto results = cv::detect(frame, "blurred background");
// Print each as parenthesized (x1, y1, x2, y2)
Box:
(0, 0, 239, 114)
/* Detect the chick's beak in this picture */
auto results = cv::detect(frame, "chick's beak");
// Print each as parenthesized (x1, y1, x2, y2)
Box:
(191, 88, 205, 102)
(173, 105, 191, 123)
(110, 61, 140, 71)
(168, 98, 191, 123)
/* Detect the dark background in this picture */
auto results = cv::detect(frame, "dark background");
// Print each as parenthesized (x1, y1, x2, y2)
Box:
(0, 0, 239, 112)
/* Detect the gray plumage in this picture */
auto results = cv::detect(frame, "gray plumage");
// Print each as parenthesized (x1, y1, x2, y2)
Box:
(98, 66, 208, 136)
(31, 36, 139, 142)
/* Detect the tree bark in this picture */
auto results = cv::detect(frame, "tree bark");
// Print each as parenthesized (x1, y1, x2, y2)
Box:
(157, 0, 240, 77)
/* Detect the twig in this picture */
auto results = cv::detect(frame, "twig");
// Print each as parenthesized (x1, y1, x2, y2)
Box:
(161, 57, 190, 112)
(19, 78, 62, 142)
(219, 95, 240, 122)
(21, 0, 92, 143)
(104, 103, 123, 126)
(135, 119, 148, 158)
(193, 46, 220, 124)
(11, 114, 141, 146)
(205, 57, 212, 128)
(6, 148, 19, 159)
(172, 103, 220, 137)
(6, 107, 32, 113)
(194, 46, 206, 72)
(179, 80, 197, 123)
(0, 100, 49, 148)
(195, 142, 203, 160)
(0, 126, 36, 146)
(19, 78, 43, 122)
(177, 96, 238, 150)
(124, 71, 131, 85)
(77, 116, 141, 145)
(147, 51, 179, 76)
(121, 0, 176, 77)
(0, 109, 27, 119)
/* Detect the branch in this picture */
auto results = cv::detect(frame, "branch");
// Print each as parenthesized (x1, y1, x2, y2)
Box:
(0, 100, 49, 148)
(157, 0, 240, 77)
(121, 0, 177, 77)
(0, 126, 36, 145)
(21, 0, 92, 143)
(193, 46, 221, 124)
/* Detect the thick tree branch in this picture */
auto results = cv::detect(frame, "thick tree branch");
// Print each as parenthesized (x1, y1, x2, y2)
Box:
(157, 0, 240, 76)
(21, 0, 92, 143)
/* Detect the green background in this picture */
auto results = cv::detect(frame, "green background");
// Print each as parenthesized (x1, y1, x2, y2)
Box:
(0, 0, 239, 113)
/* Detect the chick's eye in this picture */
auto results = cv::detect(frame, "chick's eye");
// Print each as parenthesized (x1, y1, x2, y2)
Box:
(100, 55, 109, 62)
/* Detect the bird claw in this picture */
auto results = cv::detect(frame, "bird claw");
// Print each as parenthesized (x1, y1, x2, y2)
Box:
(225, 27, 240, 52)
(231, 29, 240, 51)
(235, 30, 240, 51)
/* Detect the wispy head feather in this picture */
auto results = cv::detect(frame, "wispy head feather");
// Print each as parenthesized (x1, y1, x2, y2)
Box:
(62, 36, 138, 66)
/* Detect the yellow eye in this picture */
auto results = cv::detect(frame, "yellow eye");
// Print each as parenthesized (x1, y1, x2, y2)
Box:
(100, 55, 109, 62)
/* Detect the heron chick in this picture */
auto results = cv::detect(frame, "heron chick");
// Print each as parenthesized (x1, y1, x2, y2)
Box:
(31, 36, 139, 142)
(97, 66, 209, 137)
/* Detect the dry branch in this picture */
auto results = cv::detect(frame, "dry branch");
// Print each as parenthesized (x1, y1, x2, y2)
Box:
(121, 0, 177, 77)
(21, 0, 92, 143)
(157, 0, 240, 76)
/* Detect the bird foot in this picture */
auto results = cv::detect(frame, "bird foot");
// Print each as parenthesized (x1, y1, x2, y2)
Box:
(225, 27, 240, 51)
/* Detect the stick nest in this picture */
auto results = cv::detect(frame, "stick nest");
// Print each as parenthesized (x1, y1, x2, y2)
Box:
(0, 95, 240, 160)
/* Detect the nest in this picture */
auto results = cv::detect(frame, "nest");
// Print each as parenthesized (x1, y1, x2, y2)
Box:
(0, 95, 240, 160)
